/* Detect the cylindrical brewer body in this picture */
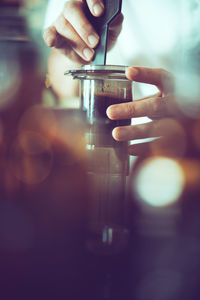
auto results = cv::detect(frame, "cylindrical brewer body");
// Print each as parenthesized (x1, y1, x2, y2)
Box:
(66, 65, 133, 254)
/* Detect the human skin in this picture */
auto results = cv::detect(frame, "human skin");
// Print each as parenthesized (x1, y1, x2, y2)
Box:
(43, 0, 123, 100)
(43, 1, 185, 156)
(106, 66, 185, 156)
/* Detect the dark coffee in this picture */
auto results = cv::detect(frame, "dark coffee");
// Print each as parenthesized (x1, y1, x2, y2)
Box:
(84, 94, 132, 147)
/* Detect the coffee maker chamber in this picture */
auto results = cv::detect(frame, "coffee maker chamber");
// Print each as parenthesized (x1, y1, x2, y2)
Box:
(65, 65, 133, 255)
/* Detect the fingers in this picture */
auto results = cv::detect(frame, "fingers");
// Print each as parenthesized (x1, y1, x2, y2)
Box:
(128, 141, 154, 156)
(43, 0, 104, 61)
(63, 1, 99, 48)
(112, 121, 159, 142)
(116, 118, 186, 157)
(107, 95, 168, 120)
(43, 26, 59, 47)
(86, 0, 104, 16)
(54, 15, 94, 61)
(112, 117, 185, 141)
(128, 135, 184, 157)
(125, 66, 173, 92)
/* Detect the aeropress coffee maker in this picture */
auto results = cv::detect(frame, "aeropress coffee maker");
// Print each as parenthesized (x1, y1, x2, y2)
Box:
(65, 0, 133, 255)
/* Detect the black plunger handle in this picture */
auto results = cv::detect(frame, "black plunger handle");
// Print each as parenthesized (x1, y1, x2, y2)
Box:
(84, 0, 122, 65)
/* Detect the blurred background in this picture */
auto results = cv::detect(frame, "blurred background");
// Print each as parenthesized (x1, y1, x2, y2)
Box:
(0, 0, 200, 299)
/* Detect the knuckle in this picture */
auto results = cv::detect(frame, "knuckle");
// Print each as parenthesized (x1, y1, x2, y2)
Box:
(162, 70, 174, 91)
(157, 68, 166, 83)
(152, 97, 161, 112)
(55, 15, 67, 34)
(151, 98, 166, 117)
(126, 102, 136, 117)
(80, 21, 92, 35)
(158, 67, 165, 74)
(81, 21, 91, 31)
(158, 68, 172, 83)
(64, 1, 80, 12)
(43, 27, 56, 47)
(160, 68, 170, 80)
(133, 124, 142, 139)
(43, 29, 49, 42)
(43, 36, 52, 47)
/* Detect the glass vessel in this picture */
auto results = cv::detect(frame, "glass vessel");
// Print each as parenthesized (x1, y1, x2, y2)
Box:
(66, 65, 133, 255)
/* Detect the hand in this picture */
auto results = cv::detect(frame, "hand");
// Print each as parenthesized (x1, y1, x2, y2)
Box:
(43, 0, 123, 63)
(106, 67, 186, 156)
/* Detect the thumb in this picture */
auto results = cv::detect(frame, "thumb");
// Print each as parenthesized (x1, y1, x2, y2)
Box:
(125, 66, 172, 90)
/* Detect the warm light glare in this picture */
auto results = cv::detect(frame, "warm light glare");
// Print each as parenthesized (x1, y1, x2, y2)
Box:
(134, 157, 185, 207)
(10, 131, 53, 185)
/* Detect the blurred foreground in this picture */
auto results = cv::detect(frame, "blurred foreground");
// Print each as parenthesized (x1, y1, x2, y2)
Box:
(0, 1, 200, 300)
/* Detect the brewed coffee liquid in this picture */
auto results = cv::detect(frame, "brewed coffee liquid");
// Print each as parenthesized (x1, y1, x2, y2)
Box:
(85, 94, 131, 147)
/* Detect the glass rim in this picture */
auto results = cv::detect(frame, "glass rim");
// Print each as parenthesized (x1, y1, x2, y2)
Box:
(64, 65, 130, 80)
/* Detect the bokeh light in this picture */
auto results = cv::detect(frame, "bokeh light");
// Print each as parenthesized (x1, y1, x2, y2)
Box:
(134, 157, 185, 207)
(18, 105, 86, 163)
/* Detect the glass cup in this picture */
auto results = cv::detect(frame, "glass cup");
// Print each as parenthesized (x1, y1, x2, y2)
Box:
(65, 65, 133, 255)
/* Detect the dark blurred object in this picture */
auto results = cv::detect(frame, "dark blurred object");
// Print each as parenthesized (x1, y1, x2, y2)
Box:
(0, 2, 41, 136)
(0, 1, 28, 42)
(84, 0, 122, 65)
(0, 3, 93, 300)
(128, 115, 200, 300)
(0, 3, 132, 300)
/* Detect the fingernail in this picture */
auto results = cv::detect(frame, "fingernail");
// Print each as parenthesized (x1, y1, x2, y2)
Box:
(112, 128, 118, 140)
(115, 127, 126, 140)
(88, 34, 99, 47)
(93, 2, 104, 16)
(83, 48, 94, 61)
(107, 105, 121, 119)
